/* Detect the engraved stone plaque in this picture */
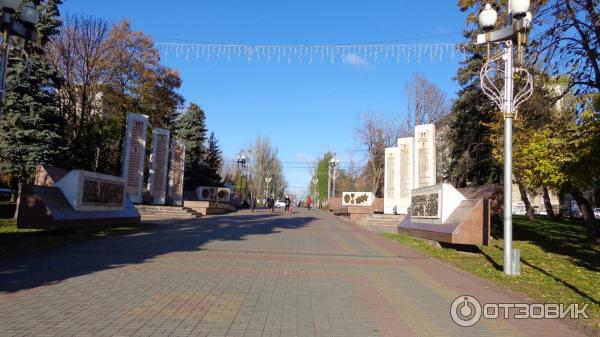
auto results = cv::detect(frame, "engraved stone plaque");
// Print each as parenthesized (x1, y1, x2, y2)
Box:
(342, 192, 375, 206)
(147, 128, 171, 205)
(82, 179, 125, 207)
(384, 147, 401, 214)
(410, 193, 440, 218)
(396, 137, 414, 214)
(168, 140, 185, 206)
(413, 124, 436, 189)
(121, 112, 148, 204)
(55, 170, 127, 211)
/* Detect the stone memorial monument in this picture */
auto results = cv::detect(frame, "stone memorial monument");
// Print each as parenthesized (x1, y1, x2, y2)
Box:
(18, 169, 140, 230)
(398, 184, 496, 245)
(55, 170, 127, 211)
(147, 128, 171, 205)
(397, 137, 414, 214)
(384, 124, 436, 214)
(342, 192, 375, 207)
(384, 147, 400, 214)
(121, 112, 149, 204)
(168, 140, 186, 206)
(413, 124, 436, 189)
(195, 186, 232, 202)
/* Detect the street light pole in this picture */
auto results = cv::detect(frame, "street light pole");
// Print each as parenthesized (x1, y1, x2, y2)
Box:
(265, 176, 272, 197)
(236, 152, 247, 206)
(477, 0, 533, 275)
(329, 156, 340, 199)
(0, 1, 39, 111)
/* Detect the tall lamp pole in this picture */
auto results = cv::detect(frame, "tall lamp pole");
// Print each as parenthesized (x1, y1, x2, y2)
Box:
(265, 176, 272, 197)
(0, 1, 39, 110)
(236, 152, 247, 206)
(477, 0, 533, 275)
(329, 157, 340, 198)
(312, 178, 318, 209)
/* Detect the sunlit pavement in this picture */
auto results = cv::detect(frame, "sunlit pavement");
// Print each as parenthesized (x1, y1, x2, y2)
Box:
(0, 209, 585, 337)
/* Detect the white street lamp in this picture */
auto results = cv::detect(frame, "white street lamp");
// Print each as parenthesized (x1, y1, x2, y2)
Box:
(477, 3, 534, 276)
(0, 0, 39, 109)
(478, 4, 497, 31)
(510, 0, 530, 18)
(20, 2, 38, 26)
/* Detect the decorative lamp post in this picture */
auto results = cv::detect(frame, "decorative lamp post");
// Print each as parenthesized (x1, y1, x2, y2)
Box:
(329, 157, 340, 198)
(312, 178, 318, 208)
(265, 176, 272, 197)
(476, 0, 534, 275)
(0, 0, 39, 108)
(236, 152, 247, 206)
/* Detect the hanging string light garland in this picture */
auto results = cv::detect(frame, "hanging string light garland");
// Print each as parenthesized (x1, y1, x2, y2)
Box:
(155, 43, 470, 64)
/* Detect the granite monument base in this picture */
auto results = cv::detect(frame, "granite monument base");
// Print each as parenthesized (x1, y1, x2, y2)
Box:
(17, 185, 140, 230)
(397, 184, 497, 246)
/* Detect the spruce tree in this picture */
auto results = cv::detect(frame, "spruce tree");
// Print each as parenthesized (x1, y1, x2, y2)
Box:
(446, 3, 501, 187)
(0, 0, 67, 197)
(204, 132, 223, 186)
(176, 103, 208, 190)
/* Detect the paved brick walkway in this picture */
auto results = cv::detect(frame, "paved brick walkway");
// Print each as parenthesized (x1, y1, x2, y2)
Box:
(0, 209, 587, 337)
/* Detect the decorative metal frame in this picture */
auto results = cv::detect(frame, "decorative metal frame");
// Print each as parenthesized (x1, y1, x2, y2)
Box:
(480, 43, 533, 120)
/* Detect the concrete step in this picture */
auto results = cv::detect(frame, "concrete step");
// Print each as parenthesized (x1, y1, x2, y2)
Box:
(359, 214, 406, 227)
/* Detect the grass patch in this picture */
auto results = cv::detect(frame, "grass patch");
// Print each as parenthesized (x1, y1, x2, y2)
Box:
(0, 218, 153, 259)
(383, 215, 600, 332)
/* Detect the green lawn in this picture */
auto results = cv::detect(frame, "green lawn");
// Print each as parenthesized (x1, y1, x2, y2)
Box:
(0, 218, 154, 259)
(383, 215, 600, 333)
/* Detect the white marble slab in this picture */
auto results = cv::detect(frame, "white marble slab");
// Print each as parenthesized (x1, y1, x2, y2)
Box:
(384, 147, 401, 214)
(396, 137, 414, 214)
(413, 124, 437, 189)
(168, 139, 186, 206)
(147, 128, 171, 205)
(410, 183, 465, 225)
(342, 192, 375, 206)
(196, 186, 231, 202)
(55, 170, 126, 212)
(121, 112, 148, 204)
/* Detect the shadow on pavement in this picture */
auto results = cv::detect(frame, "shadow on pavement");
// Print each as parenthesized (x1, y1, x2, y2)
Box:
(0, 212, 317, 294)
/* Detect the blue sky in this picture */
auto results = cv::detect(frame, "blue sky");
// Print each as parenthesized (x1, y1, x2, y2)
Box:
(61, 0, 468, 196)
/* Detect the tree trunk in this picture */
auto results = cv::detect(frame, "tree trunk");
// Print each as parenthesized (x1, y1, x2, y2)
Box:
(570, 189, 598, 243)
(593, 187, 600, 208)
(542, 186, 556, 218)
(13, 179, 22, 219)
(557, 192, 567, 218)
(518, 183, 534, 219)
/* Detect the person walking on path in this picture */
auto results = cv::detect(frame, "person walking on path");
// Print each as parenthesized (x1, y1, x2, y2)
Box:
(267, 194, 275, 213)
(284, 195, 291, 213)
(306, 195, 312, 210)
(250, 193, 257, 212)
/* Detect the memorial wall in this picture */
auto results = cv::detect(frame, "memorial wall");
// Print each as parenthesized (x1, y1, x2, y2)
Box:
(121, 112, 149, 204)
(147, 128, 171, 205)
(383, 124, 436, 215)
(168, 140, 186, 206)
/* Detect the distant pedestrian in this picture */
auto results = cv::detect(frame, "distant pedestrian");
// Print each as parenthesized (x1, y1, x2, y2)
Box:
(284, 195, 291, 212)
(267, 194, 275, 213)
(306, 195, 312, 210)
(250, 193, 257, 212)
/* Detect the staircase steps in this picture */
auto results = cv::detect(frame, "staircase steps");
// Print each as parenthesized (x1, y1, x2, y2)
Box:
(135, 205, 198, 221)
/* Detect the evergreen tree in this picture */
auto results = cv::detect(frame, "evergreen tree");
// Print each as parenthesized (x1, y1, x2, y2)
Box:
(176, 103, 207, 190)
(203, 132, 223, 186)
(446, 3, 502, 187)
(0, 0, 67, 198)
